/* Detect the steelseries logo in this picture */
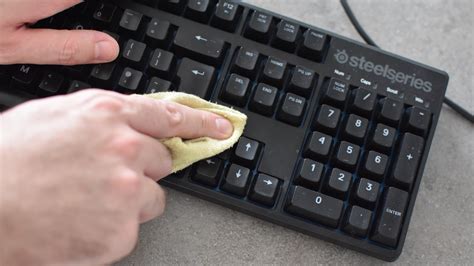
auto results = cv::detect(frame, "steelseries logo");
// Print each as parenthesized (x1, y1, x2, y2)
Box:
(334, 49, 432, 92)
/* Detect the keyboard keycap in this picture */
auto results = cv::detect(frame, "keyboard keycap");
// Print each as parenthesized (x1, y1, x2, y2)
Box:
(262, 57, 287, 86)
(371, 124, 396, 152)
(249, 174, 279, 206)
(159, 0, 187, 14)
(287, 186, 344, 228)
(391, 133, 424, 188)
(289, 66, 315, 97)
(295, 159, 324, 188)
(233, 47, 259, 77)
(38, 72, 64, 96)
(11, 65, 39, 92)
(273, 20, 300, 52)
(299, 29, 327, 62)
(117, 68, 143, 93)
(221, 74, 250, 106)
(336, 141, 360, 170)
(324, 79, 348, 106)
(354, 178, 380, 207)
(277, 93, 306, 126)
(245, 11, 273, 43)
(67, 80, 90, 93)
(148, 49, 175, 78)
(249, 83, 278, 116)
(176, 58, 215, 99)
(344, 206, 372, 237)
(327, 168, 352, 197)
(211, 0, 240, 32)
(233, 137, 260, 167)
(407, 106, 431, 135)
(222, 164, 251, 196)
(344, 114, 369, 143)
(146, 77, 172, 93)
(304, 131, 333, 161)
(314, 104, 341, 134)
(145, 18, 170, 46)
(90, 63, 116, 87)
(119, 9, 143, 32)
(363, 151, 388, 180)
(173, 28, 225, 65)
(93, 2, 117, 23)
(352, 88, 376, 116)
(379, 97, 404, 125)
(371, 187, 409, 247)
(122, 39, 146, 66)
(185, 0, 211, 22)
(192, 158, 223, 187)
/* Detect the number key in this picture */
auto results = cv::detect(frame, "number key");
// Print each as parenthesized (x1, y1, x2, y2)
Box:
(344, 114, 369, 143)
(354, 178, 380, 208)
(372, 124, 396, 152)
(315, 104, 341, 134)
(327, 168, 352, 198)
(363, 151, 389, 180)
(304, 131, 333, 161)
(295, 159, 324, 188)
(336, 141, 360, 170)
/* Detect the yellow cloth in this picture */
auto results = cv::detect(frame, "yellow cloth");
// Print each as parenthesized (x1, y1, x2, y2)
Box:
(145, 92, 247, 173)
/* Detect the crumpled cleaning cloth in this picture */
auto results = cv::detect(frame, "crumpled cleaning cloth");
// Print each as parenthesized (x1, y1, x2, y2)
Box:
(145, 92, 247, 173)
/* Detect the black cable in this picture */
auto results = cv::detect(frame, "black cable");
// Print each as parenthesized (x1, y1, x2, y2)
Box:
(340, 0, 474, 123)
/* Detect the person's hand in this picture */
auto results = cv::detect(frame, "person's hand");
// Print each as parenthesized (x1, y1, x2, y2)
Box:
(0, 0, 119, 65)
(0, 90, 234, 265)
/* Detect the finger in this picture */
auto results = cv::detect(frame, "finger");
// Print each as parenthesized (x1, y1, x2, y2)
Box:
(123, 95, 234, 140)
(7, 28, 119, 65)
(136, 133, 173, 181)
(5, 0, 82, 24)
(138, 178, 167, 223)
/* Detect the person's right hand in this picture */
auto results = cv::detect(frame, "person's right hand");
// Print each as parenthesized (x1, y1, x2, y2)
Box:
(0, 90, 234, 265)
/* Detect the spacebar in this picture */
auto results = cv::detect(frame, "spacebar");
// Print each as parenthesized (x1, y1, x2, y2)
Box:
(176, 58, 216, 99)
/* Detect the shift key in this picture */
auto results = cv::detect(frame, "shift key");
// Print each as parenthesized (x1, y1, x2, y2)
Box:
(173, 28, 225, 65)
(371, 187, 409, 247)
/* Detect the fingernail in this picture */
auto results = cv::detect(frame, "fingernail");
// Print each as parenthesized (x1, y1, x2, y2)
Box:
(94, 40, 117, 61)
(216, 118, 233, 136)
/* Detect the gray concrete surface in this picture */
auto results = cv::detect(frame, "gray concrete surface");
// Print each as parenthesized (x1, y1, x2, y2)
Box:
(117, 0, 474, 264)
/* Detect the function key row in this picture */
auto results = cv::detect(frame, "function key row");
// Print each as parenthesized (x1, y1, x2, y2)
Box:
(244, 10, 328, 62)
(135, 0, 243, 32)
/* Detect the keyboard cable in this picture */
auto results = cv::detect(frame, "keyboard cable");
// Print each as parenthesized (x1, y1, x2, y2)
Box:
(340, 0, 474, 123)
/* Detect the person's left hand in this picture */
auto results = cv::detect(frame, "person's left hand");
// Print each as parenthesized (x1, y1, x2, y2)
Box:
(0, 0, 119, 65)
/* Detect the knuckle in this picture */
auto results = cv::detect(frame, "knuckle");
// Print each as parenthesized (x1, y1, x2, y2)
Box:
(59, 32, 81, 65)
(111, 169, 141, 196)
(164, 102, 183, 128)
(110, 133, 142, 160)
(88, 95, 125, 113)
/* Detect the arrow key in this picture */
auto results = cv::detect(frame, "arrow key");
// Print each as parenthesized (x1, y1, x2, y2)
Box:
(249, 174, 280, 206)
(233, 137, 261, 167)
(192, 157, 223, 187)
(222, 164, 251, 196)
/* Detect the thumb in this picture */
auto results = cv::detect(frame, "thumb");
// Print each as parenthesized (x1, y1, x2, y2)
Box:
(8, 28, 119, 65)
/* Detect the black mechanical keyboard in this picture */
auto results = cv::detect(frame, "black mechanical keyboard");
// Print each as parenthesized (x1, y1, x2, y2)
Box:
(0, 0, 449, 261)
